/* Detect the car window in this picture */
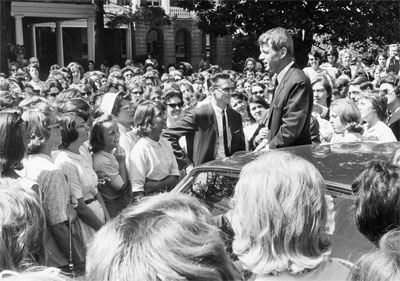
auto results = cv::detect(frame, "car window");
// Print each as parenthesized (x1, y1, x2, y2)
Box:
(189, 171, 239, 216)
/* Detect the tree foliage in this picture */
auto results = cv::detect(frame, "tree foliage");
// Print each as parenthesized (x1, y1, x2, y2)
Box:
(176, 0, 400, 45)
(105, 2, 171, 28)
(176, 0, 400, 68)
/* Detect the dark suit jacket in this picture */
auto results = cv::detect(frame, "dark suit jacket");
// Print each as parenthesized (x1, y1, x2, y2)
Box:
(388, 110, 400, 141)
(162, 102, 246, 169)
(266, 63, 313, 149)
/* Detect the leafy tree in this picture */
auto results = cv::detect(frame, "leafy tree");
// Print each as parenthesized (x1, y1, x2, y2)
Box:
(176, 0, 400, 68)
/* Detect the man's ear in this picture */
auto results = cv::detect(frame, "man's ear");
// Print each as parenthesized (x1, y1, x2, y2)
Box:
(280, 47, 287, 59)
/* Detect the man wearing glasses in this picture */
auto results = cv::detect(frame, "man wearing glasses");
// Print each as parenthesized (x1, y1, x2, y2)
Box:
(163, 72, 245, 171)
(256, 27, 313, 150)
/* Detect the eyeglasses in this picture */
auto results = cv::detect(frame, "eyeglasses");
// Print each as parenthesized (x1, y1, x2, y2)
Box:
(252, 90, 264, 95)
(131, 91, 143, 96)
(216, 87, 235, 94)
(11, 69, 17, 72)
(166, 102, 184, 109)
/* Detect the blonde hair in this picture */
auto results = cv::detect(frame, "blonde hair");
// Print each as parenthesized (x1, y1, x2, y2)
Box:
(0, 178, 46, 271)
(0, 267, 70, 281)
(350, 229, 400, 281)
(231, 151, 329, 275)
(86, 193, 238, 281)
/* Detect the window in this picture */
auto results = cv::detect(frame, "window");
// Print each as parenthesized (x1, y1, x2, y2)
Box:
(189, 171, 239, 216)
(146, 0, 160, 6)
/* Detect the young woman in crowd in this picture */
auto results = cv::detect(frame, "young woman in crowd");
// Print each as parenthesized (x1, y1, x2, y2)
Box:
(129, 100, 179, 201)
(329, 98, 365, 143)
(53, 110, 109, 247)
(86, 193, 239, 281)
(27, 64, 44, 94)
(303, 50, 330, 81)
(229, 151, 348, 280)
(311, 75, 334, 142)
(19, 103, 84, 266)
(163, 88, 184, 127)
(90, 114, 129, 218)
(100, 91, 138, 184)
(67, 62, 84, 86)
(244, 96, 269, 151)
(230, 90, 250, 126)
(0, 112, 39, 192)
(357, 93, 397, 142)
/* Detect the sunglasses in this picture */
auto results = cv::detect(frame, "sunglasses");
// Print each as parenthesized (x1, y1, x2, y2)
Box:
(166, 102, 184, 109)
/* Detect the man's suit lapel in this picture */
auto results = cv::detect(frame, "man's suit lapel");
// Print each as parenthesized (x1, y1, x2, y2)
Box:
(267, 64, 296, 128)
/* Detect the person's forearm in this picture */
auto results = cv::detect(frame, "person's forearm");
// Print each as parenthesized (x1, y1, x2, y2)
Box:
(118, 161, 129, 186)
(144, 175, 179, 193)
(96, 193, 110, 221)
(49, 223, 70, 260)
(76, 202, 104, 231)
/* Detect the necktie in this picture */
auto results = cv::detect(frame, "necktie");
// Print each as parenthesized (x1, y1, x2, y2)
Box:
(222, 110, 230, 157)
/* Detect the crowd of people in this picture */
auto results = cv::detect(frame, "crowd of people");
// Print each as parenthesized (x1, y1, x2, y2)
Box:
(1, 26, 400, 280)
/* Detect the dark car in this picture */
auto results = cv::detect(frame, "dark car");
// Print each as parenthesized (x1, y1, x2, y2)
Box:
(172, 142, 400, 263)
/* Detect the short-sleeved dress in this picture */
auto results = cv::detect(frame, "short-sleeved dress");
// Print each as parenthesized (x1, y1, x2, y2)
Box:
(19, 153, 85, 266)
(92, 150, 128, 217)
(53, 149, 105, 247)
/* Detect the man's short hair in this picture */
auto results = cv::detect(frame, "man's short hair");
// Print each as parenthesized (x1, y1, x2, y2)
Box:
(258, 27, 294, 57)
(208, 72, 233, 90)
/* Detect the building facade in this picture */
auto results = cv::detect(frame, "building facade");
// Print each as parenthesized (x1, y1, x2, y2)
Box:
(10, 0, 233, 73)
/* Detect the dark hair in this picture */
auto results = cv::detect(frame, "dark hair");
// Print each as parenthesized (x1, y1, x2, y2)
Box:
(41, 79, 63, 97)
(375, 52, 388, 65)
(0, 91, 21, 110)
(308, 49, 323, 61)
(134, 100, 165, 136)
(208, 73, 232, 90)
(311, 75, 333, 108)
(90, 114, 114, 153)
(352, 160, 400, 245)
(325, 45, 339, 60)
(231, 90, 248, 102)
(56, 97, 91, 122)
(163, 89, 183, 103)
(247, 96, 270, 122)
(0, 112, 26, 173)
(59, 114, 79, 149)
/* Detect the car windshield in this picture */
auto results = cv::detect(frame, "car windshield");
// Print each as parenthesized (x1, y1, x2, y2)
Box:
(186, 170, 239, 216)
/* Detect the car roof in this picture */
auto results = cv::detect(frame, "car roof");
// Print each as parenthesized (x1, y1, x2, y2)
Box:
(197, 142, 400, 195)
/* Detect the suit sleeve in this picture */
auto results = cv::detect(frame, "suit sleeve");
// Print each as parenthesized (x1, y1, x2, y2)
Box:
(269, 79, 312, 149)
(162, 110, 199, 170)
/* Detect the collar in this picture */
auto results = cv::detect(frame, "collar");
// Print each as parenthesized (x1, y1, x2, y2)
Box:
(211, 99, 226, 114)
(277, 61, 295, 84)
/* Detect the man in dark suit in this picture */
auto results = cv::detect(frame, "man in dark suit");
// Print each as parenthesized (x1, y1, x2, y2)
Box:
(380, 74, 400, 140)
(162, 73, 246, 170)
(256, 27, 313, 149)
